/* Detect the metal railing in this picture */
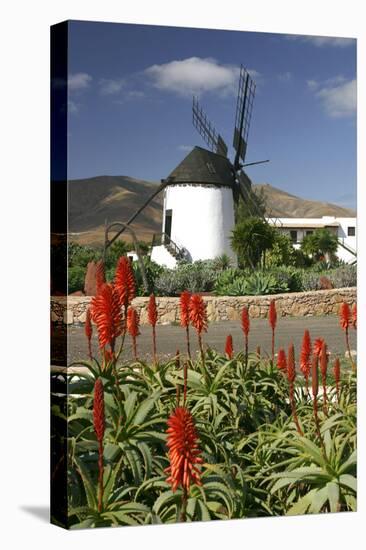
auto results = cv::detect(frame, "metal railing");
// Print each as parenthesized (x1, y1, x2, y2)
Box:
(152, 233, 184, 259)
(337, 238, 357, 257)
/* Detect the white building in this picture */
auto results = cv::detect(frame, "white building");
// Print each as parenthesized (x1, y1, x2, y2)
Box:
(267, 216, 357, 263)
(151, 147, 237, 268)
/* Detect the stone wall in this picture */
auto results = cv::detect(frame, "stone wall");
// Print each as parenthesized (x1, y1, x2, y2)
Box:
(51, 287, 356, 326)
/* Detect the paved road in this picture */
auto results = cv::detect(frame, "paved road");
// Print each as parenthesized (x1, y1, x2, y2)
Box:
(52, 315, 356, 366)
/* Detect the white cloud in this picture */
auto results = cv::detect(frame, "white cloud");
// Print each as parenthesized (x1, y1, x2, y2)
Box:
(68, 72, 92, 92)
(306, 79, 318, 91)
(309, 78, 356, 118)
(286, 35, 355, 48)
(307, 75, 346, 92)
(145, 57, 259, 97)
(316, 79, 356, 118)
(99, 78, 125, 95)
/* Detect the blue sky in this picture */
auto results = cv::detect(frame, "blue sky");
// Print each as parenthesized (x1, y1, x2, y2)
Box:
(67, 21, 356, 209)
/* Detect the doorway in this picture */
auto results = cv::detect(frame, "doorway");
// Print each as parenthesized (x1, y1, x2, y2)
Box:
(164, 209, 172, 244)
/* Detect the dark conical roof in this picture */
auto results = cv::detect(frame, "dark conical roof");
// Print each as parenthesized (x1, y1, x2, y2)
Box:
(166, 146, 234, 187)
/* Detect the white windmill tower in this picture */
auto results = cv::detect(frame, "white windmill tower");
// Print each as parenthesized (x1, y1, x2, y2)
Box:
(104, 67, 268, 269)
(151, 146, 238, 267)
(151, 66, 268, 268)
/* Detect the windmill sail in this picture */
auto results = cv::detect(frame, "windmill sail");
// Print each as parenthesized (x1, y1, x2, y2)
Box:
(192, 96, 228, 157)
(233, 66, 256, 168)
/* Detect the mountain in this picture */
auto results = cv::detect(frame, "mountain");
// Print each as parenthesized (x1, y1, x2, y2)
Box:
(256, 183, 356, 219)
(68, 176, 162, 246)
(68, 176, 355, 246)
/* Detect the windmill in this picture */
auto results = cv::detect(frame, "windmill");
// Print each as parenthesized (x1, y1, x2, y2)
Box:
(191, 65, 269, 219)
(104, 65, 269, 267)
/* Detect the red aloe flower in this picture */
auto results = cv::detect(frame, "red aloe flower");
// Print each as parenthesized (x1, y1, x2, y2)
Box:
(93, 378, 105, 513)
(95, 259, 106, 293)
(165, 407, 203, 504)
(333, 357, 341, 402)
(225, 334, 234, 359)
(241, 306, 250, 367)
(114, 256, 136, 311)
(352, 303, 357, 329)
(339, 302, 351, 330)
(287, 343, 296, 384)
(339, 302, 355, 369)
(148, 293, 158, 362)
(90, 283, 122, 352)
(287, 343, 303, 436)
(127, 306, 140, 360)
(277, 348, 287, 372)
(300, 330, 312, 391)
(148, 293, 158, 326)
(180, 290, 191, 328)
(180, 290, 192, 359)
(320, 341, 328, 414)
(85, 307, 93, 359)
(189, 294, 208, 361)
(189, 294, 208, 335)
(269, 300, 277, 362)
(313, 337, 324, 358)
(241, 306, 250, 336)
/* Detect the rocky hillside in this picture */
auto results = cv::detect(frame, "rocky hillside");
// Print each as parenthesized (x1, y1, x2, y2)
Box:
(257, 183, 355, 219)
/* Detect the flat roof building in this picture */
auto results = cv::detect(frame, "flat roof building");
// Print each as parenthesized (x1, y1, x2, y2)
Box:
(266, 216, 356, 263)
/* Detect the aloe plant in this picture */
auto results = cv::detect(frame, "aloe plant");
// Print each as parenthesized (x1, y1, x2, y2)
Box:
(54, 337, 356, 527)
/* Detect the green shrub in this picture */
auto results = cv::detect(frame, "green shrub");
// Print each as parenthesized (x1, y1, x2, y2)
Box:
(154, 260, 217, 296)
(215, 270, 288, 296)
(300, 265, 357, 292)
(268, 266, 304, 292)
(213, 268, 242, 294)
(293, 248, 314, 268)
(212, 254, 234, 271)
(330, 265, 357, 288)
(243, 272, 288, 295)
(105, 240, 129, 269)
(266, 232, 296, 267)
(68, 266, 85, 293)
(133, 258, 164, 296)
(68, 242, 101, 268)
(301, 271, 323, 292)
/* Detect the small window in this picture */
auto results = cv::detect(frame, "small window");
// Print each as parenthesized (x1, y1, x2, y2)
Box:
(290, 230, 298, 243)
(306, 230, 313, 236)
(347, 226, 356, 237)
(206, 162, 216, 174)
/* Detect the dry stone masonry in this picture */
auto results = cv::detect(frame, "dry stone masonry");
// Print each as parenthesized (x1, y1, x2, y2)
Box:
(51, 288, 356, 326)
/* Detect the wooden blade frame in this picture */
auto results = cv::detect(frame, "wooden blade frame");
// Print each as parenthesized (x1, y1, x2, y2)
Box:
(233, 66, 256, 168)
(192, 96, 228, 157)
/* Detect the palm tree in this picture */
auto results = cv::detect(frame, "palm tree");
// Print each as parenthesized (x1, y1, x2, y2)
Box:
(301, 228, 338, 262)
(213, 253, 233, 271)
(231, 217, 275, 269)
